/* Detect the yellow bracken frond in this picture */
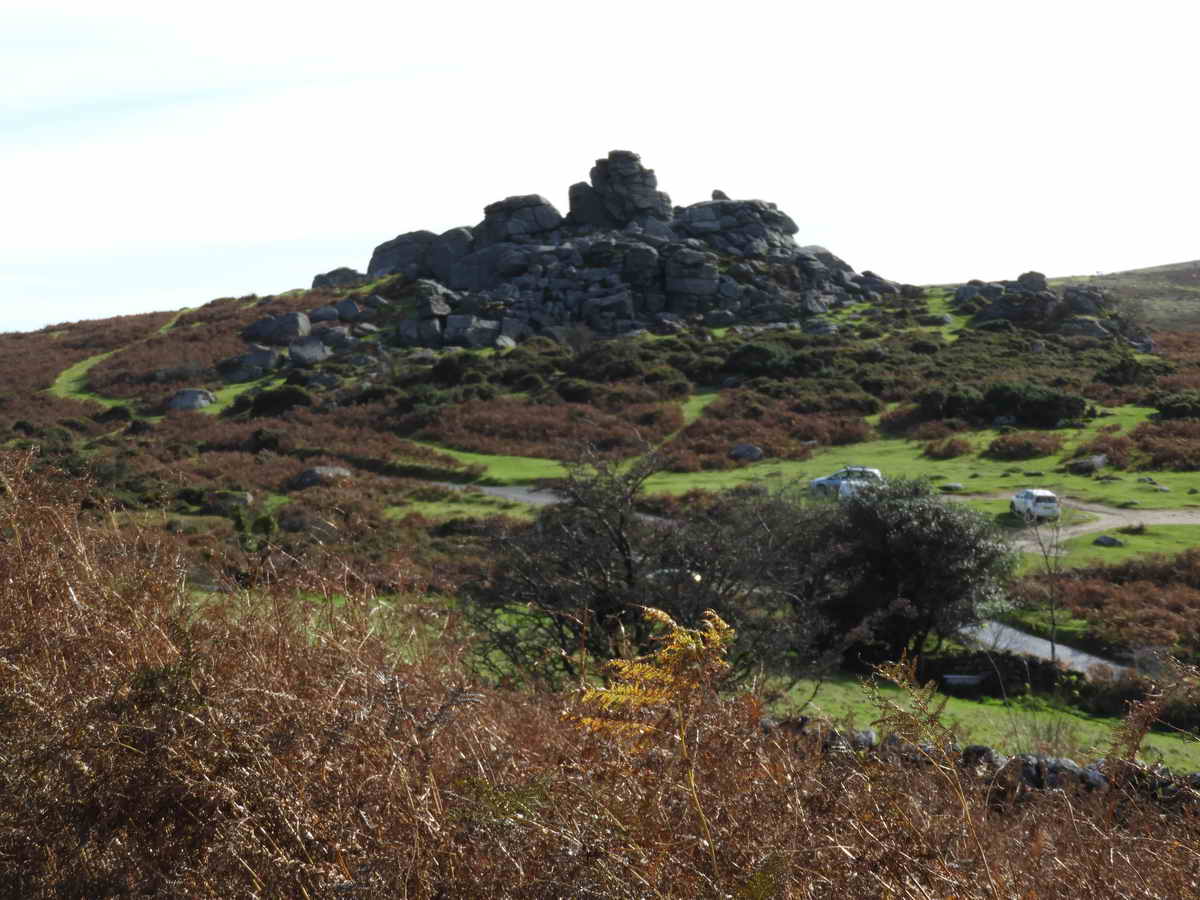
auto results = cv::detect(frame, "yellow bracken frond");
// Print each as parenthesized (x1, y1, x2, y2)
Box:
(569, 607, 735, 753)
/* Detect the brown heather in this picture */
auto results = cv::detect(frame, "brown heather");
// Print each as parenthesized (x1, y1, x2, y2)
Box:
(409, 397, 684, 460)
(3, 449, 1198, 897)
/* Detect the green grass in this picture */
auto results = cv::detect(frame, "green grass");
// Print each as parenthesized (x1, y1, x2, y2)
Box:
(385, 490, 535, 522)
(785, 675, 1200, 771)
(682, 390, 719, 425)
(197, 376, 287, 416)
(409, 443, 569, 485)
(1053, 524, 1200, 568)
(47, 350, 124, 408)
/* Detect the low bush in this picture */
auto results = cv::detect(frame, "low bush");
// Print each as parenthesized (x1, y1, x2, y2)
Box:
(984, 431, 1066, 460)
(1128, 419, 1200, 470)
(923, 436, 973, 459)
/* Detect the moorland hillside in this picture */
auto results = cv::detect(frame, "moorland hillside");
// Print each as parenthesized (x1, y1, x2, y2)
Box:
(2, 150, 1200, 896)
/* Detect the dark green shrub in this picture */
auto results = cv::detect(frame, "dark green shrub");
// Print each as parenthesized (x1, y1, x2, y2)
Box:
(983, 382, 1086, 427)
(248, 386, 314, 418)
(1153, 390, 1200, 420)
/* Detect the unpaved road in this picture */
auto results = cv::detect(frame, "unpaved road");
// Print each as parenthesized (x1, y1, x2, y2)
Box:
(957, 493, 1200, 554)
(961, 620, 1130, 676)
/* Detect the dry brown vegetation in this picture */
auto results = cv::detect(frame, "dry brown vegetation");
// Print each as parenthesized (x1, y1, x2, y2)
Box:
(4, 450, 1199, 897)
(663, 391, 870, 471)
(409, 397, 683, 460)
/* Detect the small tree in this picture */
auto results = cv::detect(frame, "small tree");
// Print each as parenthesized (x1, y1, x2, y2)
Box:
(461, 448, 827, 686)
(804, 478, 1018, 665)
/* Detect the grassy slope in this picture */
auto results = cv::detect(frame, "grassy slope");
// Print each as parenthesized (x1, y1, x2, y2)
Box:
(1051, 259, 1200, 330)
(789, 675, 1200, 771)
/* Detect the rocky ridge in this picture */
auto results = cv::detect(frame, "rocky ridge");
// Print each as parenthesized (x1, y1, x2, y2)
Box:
(310, 150, 919, 351)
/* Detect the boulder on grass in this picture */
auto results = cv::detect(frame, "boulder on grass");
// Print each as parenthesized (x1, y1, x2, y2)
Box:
(167, 389, 216, 411)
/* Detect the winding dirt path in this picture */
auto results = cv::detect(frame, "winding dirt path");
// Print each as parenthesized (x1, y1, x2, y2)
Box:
(957, 493, 1200, 554)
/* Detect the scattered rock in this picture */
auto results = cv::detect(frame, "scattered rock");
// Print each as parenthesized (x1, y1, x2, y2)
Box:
(288, 336, 333, 367)
(167, 389, 216, 411)
(311, 267, 365, 290)
(1067, 454, 1108, 475)
(729, 443, 764, 462)
(1093, 535, 1124, 547)
(288, 467, 353, 490)
(939, 483, 965, 492)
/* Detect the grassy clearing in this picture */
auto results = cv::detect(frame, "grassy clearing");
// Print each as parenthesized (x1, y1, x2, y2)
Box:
(385, 491, 535, 522)
(1053, 524, 1200, 568)
(410, 442, 569, 484)
(786, 675, 1200, 771)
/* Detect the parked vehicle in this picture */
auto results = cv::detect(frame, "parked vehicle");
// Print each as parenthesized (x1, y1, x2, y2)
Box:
(809, 466, 885, 498)
(1010, 488, 1060, 520)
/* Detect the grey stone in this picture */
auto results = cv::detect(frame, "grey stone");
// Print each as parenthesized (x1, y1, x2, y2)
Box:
(1068, 453, 1108, 475)
(217, 345, 283, 382)
(429, 227, 475, 282)
(494, 335, 517, 351)
(367, 229, 438, 279)
(479, 194, 563, 245)
(394, 320, 421, 346)
(311, 267, 364, 290)
(1016, 270, 1048, 292)
(411, 279, 456, 318)
(200, 490, 254, 516)
(417, 318, 444, 347)
(1093, 535, 1124, 547)
(288, 466, 353, 490)
(704, 309, 735, 326)
(939, 483, 965, 492)
(335, 299, 366, 322)
(309, 304, 340, 323)
(315, 326, 353, 349)
(583, 291, 634, 327)
(729, 443, 764, 462)
(586, 150, 672, 226)
(1058, 316, 1112, 339)
(289, 336, 333, 367)
(1064, 284, 1106, 316)
(167, 389, 216, 411)
(242, 311, 311, 345)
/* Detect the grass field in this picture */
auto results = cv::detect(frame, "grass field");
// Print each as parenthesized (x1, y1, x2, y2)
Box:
(786, 675, 1200, 771)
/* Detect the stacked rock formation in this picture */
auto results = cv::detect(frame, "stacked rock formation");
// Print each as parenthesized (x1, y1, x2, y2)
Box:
(350, 150, 918, 349)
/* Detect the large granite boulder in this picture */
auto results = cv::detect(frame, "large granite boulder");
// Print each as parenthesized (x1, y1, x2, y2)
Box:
(311, 267, 365, 290)
(478, 195, 563, 245)
(1064, 284, 1106, 316)
(217, 345, 283, 382)
(288, 335, 333, 367)
(429, 226, 475, 282)
(167, 389, 216, 411)
(444, 315, 500, 348)
(674, 198, 799, 258)
(367, 230, 438, 279)
(569, 150, 673, 228)
(242, 312, 311, 346)
(1016, 270, 1048, 292)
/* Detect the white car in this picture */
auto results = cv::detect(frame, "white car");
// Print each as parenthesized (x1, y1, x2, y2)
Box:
(809, 466, 885, 498)
(1011, 488, 1060, 520)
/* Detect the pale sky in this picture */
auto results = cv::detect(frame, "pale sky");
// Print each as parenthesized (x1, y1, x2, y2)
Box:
(3, 1, 1197, 334)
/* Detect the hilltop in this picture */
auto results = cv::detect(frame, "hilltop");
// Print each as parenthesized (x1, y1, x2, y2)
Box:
(1051, 258, 1200, 330)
